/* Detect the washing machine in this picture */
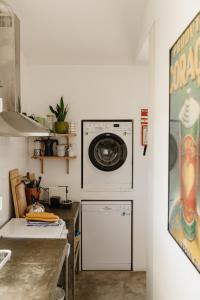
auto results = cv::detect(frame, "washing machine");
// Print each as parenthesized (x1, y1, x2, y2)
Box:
(81, 120, 133, 191)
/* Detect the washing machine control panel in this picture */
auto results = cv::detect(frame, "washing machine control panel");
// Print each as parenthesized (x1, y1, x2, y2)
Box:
(84, 121, 132, 133)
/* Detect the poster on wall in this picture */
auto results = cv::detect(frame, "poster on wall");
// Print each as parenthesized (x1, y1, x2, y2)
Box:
(169, 12, 200, 272)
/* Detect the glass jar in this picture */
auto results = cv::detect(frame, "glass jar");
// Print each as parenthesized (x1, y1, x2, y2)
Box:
(46, 114, 54, 132)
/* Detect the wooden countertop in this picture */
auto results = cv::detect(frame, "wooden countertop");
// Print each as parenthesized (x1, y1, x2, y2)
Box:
(0, 238, 67, 300)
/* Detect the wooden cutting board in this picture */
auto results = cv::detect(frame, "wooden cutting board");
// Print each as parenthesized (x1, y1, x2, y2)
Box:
(9, 169, 21, 217)
(15, 182, 27, 217)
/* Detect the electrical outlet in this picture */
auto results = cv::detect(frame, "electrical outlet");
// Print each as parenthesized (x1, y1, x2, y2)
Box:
(0, 196, 2, 211)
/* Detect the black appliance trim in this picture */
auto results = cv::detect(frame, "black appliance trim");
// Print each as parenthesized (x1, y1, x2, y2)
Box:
(169, 133, 178, 171)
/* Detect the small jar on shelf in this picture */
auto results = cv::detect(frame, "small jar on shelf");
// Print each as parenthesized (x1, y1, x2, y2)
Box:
(68, 143, 76, 157)
(68, 121, 77, 134)
(46, 114, 54, 132)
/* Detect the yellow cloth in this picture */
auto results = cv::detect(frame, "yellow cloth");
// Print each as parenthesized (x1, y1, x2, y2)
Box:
(26, 212, 59, 222)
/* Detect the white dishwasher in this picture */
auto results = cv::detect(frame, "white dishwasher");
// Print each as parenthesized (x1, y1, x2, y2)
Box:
(82, 201, 132, 270)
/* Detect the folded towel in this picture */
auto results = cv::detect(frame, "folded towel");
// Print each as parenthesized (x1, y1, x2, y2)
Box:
(25, 212, 59, 222)
(26, 221, 60, 226)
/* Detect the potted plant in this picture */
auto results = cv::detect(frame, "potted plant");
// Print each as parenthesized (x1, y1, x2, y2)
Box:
(49, 96, 69, 134)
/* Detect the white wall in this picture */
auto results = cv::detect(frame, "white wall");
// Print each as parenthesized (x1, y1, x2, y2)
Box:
(143, 0, 200, 299)
(0, 137, 28, 227)
(21, 64, 148, 270)
(146, 24, 155, 300)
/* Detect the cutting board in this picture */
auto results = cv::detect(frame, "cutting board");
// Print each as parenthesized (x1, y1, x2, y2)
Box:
(9, 169, 21, 217)
(15, 182, 27, 217)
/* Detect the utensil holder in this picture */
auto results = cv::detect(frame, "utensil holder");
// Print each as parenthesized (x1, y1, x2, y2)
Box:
(25, 188, 40, 205)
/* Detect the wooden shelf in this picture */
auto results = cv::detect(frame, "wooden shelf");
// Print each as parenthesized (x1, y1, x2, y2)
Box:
(31, 156, 77, 174)
(32, 156, 76, 160)
(49, 133, 76, 137)
(31, 132, 77, 174)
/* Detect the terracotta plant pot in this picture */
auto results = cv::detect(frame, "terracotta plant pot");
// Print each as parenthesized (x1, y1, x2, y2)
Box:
(55, 121, 68, 134)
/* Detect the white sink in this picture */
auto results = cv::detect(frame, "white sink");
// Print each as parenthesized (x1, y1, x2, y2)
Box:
(0, 250, 11, 269)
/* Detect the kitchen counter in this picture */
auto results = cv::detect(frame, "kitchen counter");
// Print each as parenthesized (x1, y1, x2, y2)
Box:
(0, 238, 67, 300)
(46, 202, 80, 223)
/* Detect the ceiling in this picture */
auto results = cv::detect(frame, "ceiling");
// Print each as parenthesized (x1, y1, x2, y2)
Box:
(6, 0, 147, 65)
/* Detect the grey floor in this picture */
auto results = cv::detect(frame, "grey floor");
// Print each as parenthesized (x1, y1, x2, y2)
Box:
(75, 271, 146, 300)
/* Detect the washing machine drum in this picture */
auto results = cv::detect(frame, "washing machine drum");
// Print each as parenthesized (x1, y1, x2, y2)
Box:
(89, 133, 127, 171)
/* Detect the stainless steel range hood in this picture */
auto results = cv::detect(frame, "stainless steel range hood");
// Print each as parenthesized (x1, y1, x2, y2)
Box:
(0, 1, 49, 137)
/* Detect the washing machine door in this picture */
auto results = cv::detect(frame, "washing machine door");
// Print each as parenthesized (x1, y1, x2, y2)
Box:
(89, 133, 127, 171)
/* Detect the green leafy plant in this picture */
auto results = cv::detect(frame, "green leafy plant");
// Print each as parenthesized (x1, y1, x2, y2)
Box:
(49, 96, 69, 122)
